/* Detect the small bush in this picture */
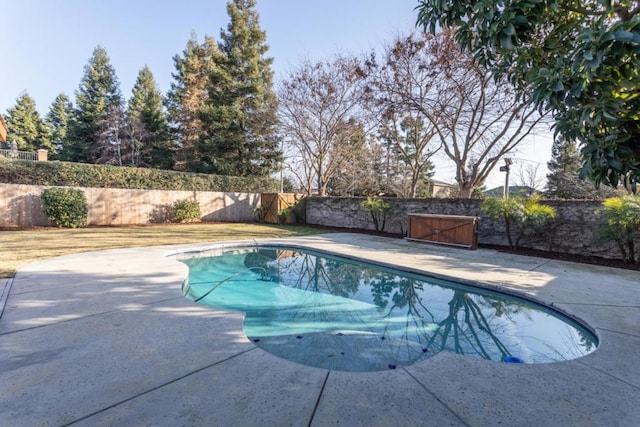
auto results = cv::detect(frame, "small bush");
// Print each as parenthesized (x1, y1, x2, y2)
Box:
(252, 205, 269, 222)
(172, 199, 201, 223)
(481, 195, 556, 249)
(360, 196, 391, 232)
(41, 187, 88, 228)
(596, 196, 640, 263)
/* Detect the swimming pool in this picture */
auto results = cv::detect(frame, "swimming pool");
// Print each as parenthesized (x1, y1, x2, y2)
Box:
(177, 246, 597, 372)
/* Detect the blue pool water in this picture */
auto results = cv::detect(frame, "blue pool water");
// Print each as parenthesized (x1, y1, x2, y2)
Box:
(177, 247, 597, 372)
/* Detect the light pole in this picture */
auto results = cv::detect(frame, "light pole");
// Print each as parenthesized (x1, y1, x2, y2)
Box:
(499, 158, 513, 198)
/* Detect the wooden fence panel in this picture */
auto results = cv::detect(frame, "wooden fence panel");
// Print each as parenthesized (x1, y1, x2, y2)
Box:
(260, 193, 299, 224)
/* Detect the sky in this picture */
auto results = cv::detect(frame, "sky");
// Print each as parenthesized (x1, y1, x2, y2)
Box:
(0, 0, 551, 189)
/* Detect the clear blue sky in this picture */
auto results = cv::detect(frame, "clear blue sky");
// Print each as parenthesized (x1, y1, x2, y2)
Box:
(1, 0, 417, 114)
(0, 0, 550, 187)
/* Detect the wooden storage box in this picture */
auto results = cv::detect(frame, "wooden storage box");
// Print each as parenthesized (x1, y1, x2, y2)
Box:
(407, 213, 479, 249)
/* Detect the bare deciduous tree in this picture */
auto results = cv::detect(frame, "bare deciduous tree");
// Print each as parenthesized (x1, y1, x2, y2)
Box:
(378, 110, 439, 197)
(513, 162, 545, 193)
(369, 30, 546, 198)
(278, 56, 376, 196)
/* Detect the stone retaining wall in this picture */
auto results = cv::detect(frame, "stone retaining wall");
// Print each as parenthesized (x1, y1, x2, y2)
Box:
(305, 196, 623, 259)
(0, 183, 259, 227)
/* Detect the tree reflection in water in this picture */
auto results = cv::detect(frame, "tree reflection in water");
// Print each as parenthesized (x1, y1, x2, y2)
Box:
(183, 247, 596, 370)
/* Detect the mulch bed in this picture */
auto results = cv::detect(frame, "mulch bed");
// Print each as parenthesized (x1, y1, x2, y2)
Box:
(309, 224, 640, 271)
(479, 244, 640, 271)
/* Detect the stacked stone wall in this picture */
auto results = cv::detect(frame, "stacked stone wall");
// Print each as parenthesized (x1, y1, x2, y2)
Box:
(305, 197, 622, 259)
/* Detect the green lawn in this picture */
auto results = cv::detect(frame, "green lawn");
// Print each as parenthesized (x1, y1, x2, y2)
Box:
(0, 223, 328, 278)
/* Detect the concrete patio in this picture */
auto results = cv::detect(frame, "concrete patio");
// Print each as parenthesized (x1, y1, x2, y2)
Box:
(1, 233, 639, 426)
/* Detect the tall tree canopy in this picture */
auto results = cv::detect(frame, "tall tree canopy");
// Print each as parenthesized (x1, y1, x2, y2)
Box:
(166, 34, 222, 171)
(416, 0, 640, 190)
(198, 0, 281, 176)
(377, 109, 438, 198)
(68, 45, 123, 163)
(278, 56, 373, 196)
(46, 93, 74, 160)
(368, 31, 543, 198)
(128, 66, 172, 169)
(545, 137, 614, 199)
(4, 93, 52, 152)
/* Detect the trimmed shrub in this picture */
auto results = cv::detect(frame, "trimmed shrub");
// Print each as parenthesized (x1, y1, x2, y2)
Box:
(0, 160, 278, 193)
(41, 187, 89, 228)
(596, 196, 640, 263)
(481, 195, 556, 249)
(360, 196, 391, 232)
(172, 199, 201, 223)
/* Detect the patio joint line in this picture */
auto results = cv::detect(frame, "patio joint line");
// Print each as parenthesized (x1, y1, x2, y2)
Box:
(403, 368, 472, 427)
(596, 327, 640, 339)
(556, 302, 640, 308)
(0, 295, 186, 337)
(0, 307, 125, 336)
(307, 371, 330, 427)
(577, 359, 640, 392)
(61, 347, 257, 427)
(6, 281, 98, 296)
(526, 258, 552, 272)
(0, 277, 14, 321)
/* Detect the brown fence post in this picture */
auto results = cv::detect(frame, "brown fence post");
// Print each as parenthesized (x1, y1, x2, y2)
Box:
(37, 150, 48, 162)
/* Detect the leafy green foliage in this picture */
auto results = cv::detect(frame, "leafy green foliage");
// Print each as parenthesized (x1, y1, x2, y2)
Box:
(198, 0, 281, 177)
(545, 137, 615, 199)
(481, 195, 556, 249)
(67, 45, 123, 163)
(41, 187, 88, 228)
(172, 199, 201, 223)
(128, 66, 173, 169)
(0, 160, 278, 192)
(166, 34, 221, 171)
(4, 93, 52, 152)
(377, 112, 437, 198)
(416, 1, 640, 189)
(46, 93, 74, 159)
(360, 196, 391, 232)
(252, 205, 269, 222)
(596, 196, 640, 263)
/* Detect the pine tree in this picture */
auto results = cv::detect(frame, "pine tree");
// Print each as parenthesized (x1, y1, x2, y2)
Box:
(545, 138, 612, 199)
(68, 45, 123, 163)
(46, 93, 74, 160)
(166, 34, 222, 171)
(94, 104, 128, 165)
(4, 93, 52, 152)
(128, 66, 172, 169)
(198, 0, 281, 176)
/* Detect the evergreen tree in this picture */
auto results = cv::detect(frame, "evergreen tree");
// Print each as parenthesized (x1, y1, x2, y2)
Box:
(68, 45, 123, 163)
(128, 66, 172, 169)
(46, 93, 74, 160)
(4, 93, 52, 152)
(545, 138, 613, 199)
(166, 34, 222, 171)
(198, 0, 281, 176)
(94, 103, 128, 165)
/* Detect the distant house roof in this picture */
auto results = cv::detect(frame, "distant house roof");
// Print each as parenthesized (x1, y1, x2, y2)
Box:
(0, 115, 7, 143)
(430, 179, 455, 187)
(483, 186, 536, 198)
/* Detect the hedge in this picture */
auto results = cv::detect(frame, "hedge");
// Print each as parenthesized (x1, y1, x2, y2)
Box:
(0, 160, 278, 193)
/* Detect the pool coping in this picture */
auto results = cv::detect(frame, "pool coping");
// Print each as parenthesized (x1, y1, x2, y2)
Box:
(1, 233, 639, 426)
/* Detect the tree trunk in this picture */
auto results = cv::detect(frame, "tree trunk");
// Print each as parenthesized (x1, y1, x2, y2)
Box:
(458, 185, 472, 199)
